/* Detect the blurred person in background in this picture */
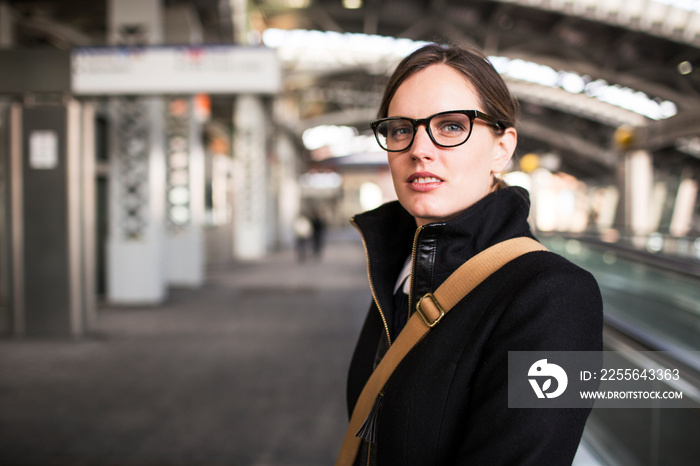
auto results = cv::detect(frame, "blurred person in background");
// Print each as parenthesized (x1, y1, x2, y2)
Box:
(293, 213, 313, 262)
(309, 205, 327, 260)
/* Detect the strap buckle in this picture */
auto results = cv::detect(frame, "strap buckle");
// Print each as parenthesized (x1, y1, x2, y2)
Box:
(415, 293, 445, 328)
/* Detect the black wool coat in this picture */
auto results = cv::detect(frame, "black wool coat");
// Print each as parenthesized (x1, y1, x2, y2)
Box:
(347, 187, 603, 465)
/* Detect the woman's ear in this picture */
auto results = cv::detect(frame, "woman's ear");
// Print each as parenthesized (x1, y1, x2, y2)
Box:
(491, 127, 517, 174)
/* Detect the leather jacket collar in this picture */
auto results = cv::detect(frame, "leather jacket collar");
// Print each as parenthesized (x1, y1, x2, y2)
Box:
(352, 186, 534, 344)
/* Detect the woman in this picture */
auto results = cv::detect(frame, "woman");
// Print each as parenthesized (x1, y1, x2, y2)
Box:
(344, 44, 603, 465)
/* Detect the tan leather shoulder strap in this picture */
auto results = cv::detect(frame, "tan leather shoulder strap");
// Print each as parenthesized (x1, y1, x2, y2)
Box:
(335, 237, 547, 466)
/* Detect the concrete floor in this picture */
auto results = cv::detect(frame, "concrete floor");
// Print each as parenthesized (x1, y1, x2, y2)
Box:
(0, 230, 370, 466)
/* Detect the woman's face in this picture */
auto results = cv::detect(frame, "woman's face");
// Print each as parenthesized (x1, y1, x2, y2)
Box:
(386, 63, 517, 227)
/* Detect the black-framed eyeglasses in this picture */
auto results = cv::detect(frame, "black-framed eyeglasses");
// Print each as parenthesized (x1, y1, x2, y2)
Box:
(370, 110, 505, 152)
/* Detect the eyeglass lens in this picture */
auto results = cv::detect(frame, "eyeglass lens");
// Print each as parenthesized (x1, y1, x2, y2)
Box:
(375, 112, 473, 151)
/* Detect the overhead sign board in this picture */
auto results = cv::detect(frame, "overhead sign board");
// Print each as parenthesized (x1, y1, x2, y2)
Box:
(71, 45, 281, 95)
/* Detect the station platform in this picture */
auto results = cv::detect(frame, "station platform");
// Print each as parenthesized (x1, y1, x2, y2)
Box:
(0, 229, 370, 465)
(1, 229, 604, 465)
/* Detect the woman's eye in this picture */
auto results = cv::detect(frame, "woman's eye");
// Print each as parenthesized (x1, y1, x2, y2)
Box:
(390, 124, 413, 139)
(439, 122, 466, 133)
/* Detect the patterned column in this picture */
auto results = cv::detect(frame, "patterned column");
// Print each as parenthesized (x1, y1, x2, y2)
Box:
(107, 97, 167, 304)
(105, 0, 166, 304)
(163, 97, 204, 286)
(113, 98, 150, 241)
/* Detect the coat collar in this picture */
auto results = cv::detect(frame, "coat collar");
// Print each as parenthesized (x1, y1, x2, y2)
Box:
(352, 186, 534, 342)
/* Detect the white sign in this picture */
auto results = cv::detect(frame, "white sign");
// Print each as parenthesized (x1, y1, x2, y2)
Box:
(29, 130, 59, 169)
(71, 45, 281, 95)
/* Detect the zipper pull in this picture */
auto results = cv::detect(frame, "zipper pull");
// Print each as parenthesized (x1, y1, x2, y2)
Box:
(356, 392, 384, 444)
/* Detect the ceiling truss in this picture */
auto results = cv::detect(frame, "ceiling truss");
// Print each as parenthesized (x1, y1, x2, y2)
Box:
(5, 0, 700, 177)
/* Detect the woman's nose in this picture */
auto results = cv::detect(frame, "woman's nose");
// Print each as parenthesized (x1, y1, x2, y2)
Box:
(410, 125, 435, 159)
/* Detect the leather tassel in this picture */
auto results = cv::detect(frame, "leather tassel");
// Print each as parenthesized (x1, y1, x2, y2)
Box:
(356, 392, 384, 444)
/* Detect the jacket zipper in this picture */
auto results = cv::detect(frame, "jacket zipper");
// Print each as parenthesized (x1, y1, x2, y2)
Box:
(406, 225, 424, 324)
(351, 218, 392, 346)
(352, 219, 424, 465)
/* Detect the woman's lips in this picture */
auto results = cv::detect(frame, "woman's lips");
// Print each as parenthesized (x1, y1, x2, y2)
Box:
(408, 172, 444, 191)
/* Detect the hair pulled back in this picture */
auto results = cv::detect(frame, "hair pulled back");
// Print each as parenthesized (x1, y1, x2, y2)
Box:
(377, 43, 519, 131)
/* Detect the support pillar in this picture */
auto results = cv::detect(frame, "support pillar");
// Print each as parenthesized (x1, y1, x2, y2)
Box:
(670, 175, 698, 237)
(163, 97, 205, 287)
(162, 4, 206, 287)
(275, 133, 301, 249)
(624, 150, 655, 238)
(106, 0, 167, 304)
(0, 2, 14, 48)
(7, 99, 95, 337)
(232, 96, 268, 259)
(106, 98, 167, 304)
(0, 100, 9, 334)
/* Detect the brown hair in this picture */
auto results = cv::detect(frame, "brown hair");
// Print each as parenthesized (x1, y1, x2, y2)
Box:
(377, 43, 519, 132)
